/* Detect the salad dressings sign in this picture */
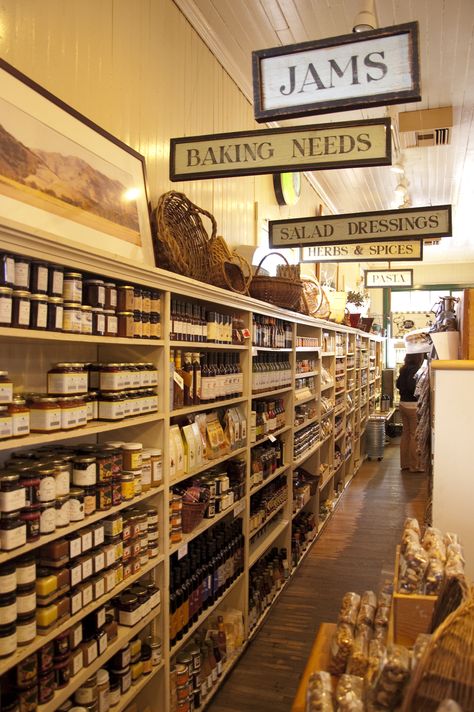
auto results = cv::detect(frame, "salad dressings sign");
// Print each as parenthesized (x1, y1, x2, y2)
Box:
(300, 241, 423, 263)
(252, 22, 420, 121)
(169, 118, 391, 180)
(269, 205, 451, 248)
(364, 269, 414, 287)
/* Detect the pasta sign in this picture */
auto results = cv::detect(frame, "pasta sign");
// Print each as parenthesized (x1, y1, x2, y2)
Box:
(364, 269, 414, 288)
(253, 22, 420, 121)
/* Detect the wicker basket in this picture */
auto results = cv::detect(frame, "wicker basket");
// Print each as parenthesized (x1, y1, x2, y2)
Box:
(250, 253, 303, 310)
(181, 500, 209, 534)
(208, 234, 252, 295)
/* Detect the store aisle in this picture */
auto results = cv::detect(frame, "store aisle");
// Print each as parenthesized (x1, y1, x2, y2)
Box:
(207, 440, 428, 712)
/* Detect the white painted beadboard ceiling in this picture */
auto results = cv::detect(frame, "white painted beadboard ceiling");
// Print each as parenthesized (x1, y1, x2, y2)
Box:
(174, 0, 474, 265)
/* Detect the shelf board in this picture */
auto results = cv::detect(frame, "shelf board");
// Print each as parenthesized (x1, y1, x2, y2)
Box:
(334, 406, 345, 417)
(0, 554, 164, 676)
(294, 415, 319, 434)
(250, 463, 290, 495)
(321, 382, 334, 391)
(346, 366, 355, 371)
(295, 370, 318, 379)
(294, 391, 318, 406)
(170, 340, 247, 350)
(321, 351, 335, 357)
(253, 346, 292, 352)
(334, 430, 345, 441)
(347, 352, 355, 356)
(249, 517, 289, 567)
(0, 326, 164, 347)
(38, 606, 161, 712)
(335, 354, 347, 359)
(169, 498, 244, 556)
(292, 440, 322, 468)
(170, 446, 247, 486)
(249, 500, 286, 540)
(295, 346, 320, 352)
(170, 573, 244, 656)
(252, 424, 291, 448)
(115, 662, 165, 712)
(171, 395, 246, 417)
(321, 408, 334, 420)
(0, 487, 163, 566)
(0, 412, 165, 453)
(251, 385, 292, 399)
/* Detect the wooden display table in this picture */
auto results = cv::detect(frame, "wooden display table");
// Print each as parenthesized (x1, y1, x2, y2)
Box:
(291, 623, 336, 712)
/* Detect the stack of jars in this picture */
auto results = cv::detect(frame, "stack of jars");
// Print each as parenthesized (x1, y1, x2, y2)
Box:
(249, 476, 287, 536)
(0, 251, 162, 338)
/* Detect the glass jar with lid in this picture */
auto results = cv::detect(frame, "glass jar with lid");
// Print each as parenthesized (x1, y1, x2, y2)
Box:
(0, 372, 13, 405)
(0, 253, 15, 288)
(104, 311, 118, 337)
(48, 264, 64, 297)
(117, 285, 135, 312)
(0, 407, 13, 440)
(29, 397, 61, 433)
(30, 262, 49, 294)
(48, 362, 88, 395)
(14, 256, 30, 290)
(63, 272, 82, 303)
(150, 313, 160, 339)
(104, 282, 117, 310)
(29, 294, 48, 330)
(91, 308, 106, 336)
(0, 510, 27, 550)
(47, 297, 63, 331)
(11, 290, 31, 328)
(117, 312, 134, 338)
(63, 302, 82, 333)
(0, 287, 12, 326)
(0, 472, 25, 513)
(81, 306, 93, 335)
(84, 279, 106, 308)
(133, 311, 143, 338)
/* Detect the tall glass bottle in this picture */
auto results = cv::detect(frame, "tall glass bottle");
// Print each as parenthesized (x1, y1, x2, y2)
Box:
(173, 350, 184, 409)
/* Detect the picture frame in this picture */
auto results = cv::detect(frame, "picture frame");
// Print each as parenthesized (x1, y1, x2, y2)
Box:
(0, 59, 154, 266)
(319, 263, 339, 290)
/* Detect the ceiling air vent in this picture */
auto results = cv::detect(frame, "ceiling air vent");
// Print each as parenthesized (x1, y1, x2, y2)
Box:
(398, 107, 453, 149)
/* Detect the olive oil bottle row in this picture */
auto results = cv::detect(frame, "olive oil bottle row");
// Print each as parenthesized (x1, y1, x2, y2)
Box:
(171, 350, 243, 410)
(251, 353, 292, 394)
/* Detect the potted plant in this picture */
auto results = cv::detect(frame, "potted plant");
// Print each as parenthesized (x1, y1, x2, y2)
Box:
(346, 289, 368, 328)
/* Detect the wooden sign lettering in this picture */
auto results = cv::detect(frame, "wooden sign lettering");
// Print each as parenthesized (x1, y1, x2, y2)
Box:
(252, 22, 420, 122)
(170, 118, 391, 180)
(300, 241, 423, 263)
(364, 269, 413, 288)
(269, 205, 451, 248)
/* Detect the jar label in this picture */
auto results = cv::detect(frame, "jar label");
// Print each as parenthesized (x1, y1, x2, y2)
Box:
(141, 463, 152, 486)
(38, 476, 56, 502)
(0, 629, 17, 656)
(15, 262, 29, 287)
(40, 506, 56, 534)
(35, 301, 48, 329)
(11, 411, 30, 437)
(51, 270, 64, 295)
(69, 537, 81, 558)
(93, 525, 104, 547)
(100, 372, 123, 391)
(148, 369, 159, 387)
(82, 313, 93, 334)
(63, 308, 82, 332)
(97, 313, 106, 333)
(107, 315, 118, 333)
(98, 400, 124, 420)
(94, 577, 105, 599)
(122, 400, 132, 418)
(122, 668, 132, 693)
(70, 590, 82, 614)
(81, 530, 93, 551)
(130, 400, 141, 416)
(17, 589, 36, 615)
(5, 256, 14, 284)
(73, 462, 96, 486)
(82, 583, 93, 607)
(0, 571, 16, 594)
(0, 383, 13, 404)
(86, 401, 94, 421)
(63, 280, 82, 303)
(17, 562, 35, 586)
(0, 522, 26, 550)
(54, 470, 70, 497)
(0, 415, 12, 438)
(56, 501, 70, 527)
(30, 407, 61, 432)
(17, 618, 36, 645)
(18, 300, 30, 326)
(71, 651, 83, 676)
(77, 405, 88, 426)
(0, 296, 12, 325)
(82, 557, 93, 579)
(54, 305, 64, 330)
(119, 608, 140, 627)
(104, 546, 116, 568)
(94, 550, 105, 573)
(69, 497, 85, 522)
(0, 488, 26, 513)
(36, 266, 48, 292)
(61, 407, 78, 429)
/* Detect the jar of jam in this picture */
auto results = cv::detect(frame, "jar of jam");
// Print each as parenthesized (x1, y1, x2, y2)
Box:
(19, 472, 40, 507)
(14, 257, 30, 289)
(54, 654, 71, 688)
(95, 450, 113, 482)
(0, 286, 12, 326)
(150, 291, 160, 313)
(81, 305, 93, 335)
(141, 313, 150, 338)
(73, 457, 96, 487)
(117, 592, 140, 627)
(17, 613, 36, 646)
(0, 253, 15, 287)
(121, 443, 142, 471)
(28, 293, 48, 330)
(16, 555, 36, 587)
(0, 472, 25, 513)
(0, 511, 26, 550)
(133, 311, 143, 338)
(48, 264, 64, 297)
(142, 290, 151, 313)
(63, 272, 82, 303)
(47, 296, 63, 331)
(104, 282, 117, 310)
(0, 622, 17, 658)
(53, 464, 70, 496)
(83, 487, 97, 516)
(150, 313, 160, 339)
(104, 310, 118, 337)
(0, 562, 16, 595)
(29, 397, 61, 433)
(37, 467, 56, 502)
(19, 505, 40, 541)
(86, 391, 99, 421)
(55, 495, 70, 527)
(96, 482, 112, 511)
(39, 501, 56, 534)
(63, 302, 82, 333)
(8, 397, 30, 438)
(120, 474, 134, 502)
(91, 308, 106, 336)
(0, 406, 12, 440)
(17, 584, 36, 618)
(38, 668, 55, 704)
(98, 393, 124, 421)
(12, 290, 31, 328)
(30, 261, 49, 294)
(84, 279, 106, 308)
(117, 311, 134, 338)
(117, 285, 134, 312)
(69, 488, 85, 522)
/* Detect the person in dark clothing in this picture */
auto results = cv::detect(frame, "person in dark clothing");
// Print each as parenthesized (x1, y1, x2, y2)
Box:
(396, 352, 424, 472)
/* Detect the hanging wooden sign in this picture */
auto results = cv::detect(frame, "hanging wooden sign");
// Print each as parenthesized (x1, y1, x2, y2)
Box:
(169, 118, 391, 181)
(269, 205, 451, 248)
(300, 240, 423, 263)
(252, 22, 420, 122)
(364, 269, 414, 287)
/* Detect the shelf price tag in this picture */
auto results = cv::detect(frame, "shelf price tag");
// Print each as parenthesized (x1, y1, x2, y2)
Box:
(252, 347, 258, 356)
(268, 434, 277, 442)
(241, 328, 251, 339)
(177, 543, 188, 560)
(234, 499, 246, 517)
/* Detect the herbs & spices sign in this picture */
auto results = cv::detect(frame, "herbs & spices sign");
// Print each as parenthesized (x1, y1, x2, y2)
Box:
(252, 22, 420, 121)
(170, 118, 391, 180)
(300, 241, 423, 263)
(364, 269, 414, 287)
(269, 205, 451, 248)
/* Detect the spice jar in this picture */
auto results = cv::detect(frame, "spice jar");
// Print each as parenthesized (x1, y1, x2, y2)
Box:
(12, 290, 31, 328)
(0, 472, 26, 512)
(63, 302, 82, 333)
(104, 282, 117, 310)
(117, 311, 134, 338)
(0, 286, 13, 326)
(47, 296, 63, 331)
(29, 397, 61, 433)
(84, 279, 106, 308)
(63, 272, 82, 303)
(48, 264, 64, 297)
(8, 397, 30, 438)
(0, 510, 27, 550)
(14, 256, 30, 289)
(104, 310, 118, 337)
(29, 293, 48, 330)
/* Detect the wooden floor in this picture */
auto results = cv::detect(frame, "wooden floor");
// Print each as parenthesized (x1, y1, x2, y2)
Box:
(207, 440, 428, 712)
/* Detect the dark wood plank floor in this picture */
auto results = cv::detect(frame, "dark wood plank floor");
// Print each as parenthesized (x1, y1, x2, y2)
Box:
(207, 440, 428, 712)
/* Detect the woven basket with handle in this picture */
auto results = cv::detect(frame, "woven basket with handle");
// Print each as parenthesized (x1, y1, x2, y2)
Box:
(249, 252, 303, 310)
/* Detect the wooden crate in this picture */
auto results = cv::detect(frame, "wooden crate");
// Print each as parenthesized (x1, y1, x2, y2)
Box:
(392, 546, 437, 647)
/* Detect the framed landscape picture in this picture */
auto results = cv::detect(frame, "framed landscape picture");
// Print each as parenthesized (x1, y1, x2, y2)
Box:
(0, 59, 154, 266)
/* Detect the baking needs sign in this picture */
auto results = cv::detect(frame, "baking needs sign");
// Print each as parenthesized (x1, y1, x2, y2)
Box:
(170, 118, 391, 180)
(364, 269, 413, 288)
(253, 22, 420, 121)
(300, 241, 423, 263)
(269, 205, 451, 248)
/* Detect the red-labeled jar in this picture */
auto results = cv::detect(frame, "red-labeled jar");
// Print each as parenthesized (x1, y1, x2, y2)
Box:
(19, 505, 40, 541)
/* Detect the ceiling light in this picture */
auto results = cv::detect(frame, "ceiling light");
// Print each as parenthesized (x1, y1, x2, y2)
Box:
(353, 0, 377, 32)
(391, 163, 405, 175)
